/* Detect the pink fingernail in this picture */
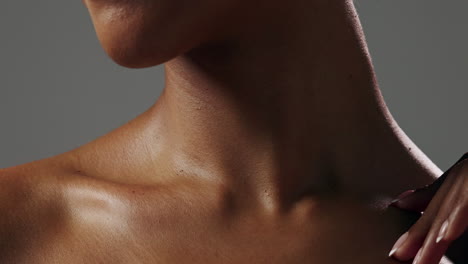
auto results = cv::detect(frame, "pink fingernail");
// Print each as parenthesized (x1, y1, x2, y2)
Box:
(436, 220, 449, 243)
(413, 248, 422, 264)
(389, 232, 409, 258)
(390, 190, 415, 204)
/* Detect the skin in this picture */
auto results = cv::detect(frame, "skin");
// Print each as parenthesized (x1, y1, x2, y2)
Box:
(0, 0, 464, 263)
(388, 153, 468, 264)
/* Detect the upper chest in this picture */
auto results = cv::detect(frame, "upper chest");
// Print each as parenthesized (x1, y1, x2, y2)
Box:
(1, 165, 447, 264)
(22, 185, 427, 264)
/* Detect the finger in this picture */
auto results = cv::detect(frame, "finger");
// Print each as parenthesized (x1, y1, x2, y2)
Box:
(445, 228, 468, 263)
(442, 165, 468, 242)
(388, 163, 461, 262)
(444, 199, 468, 242)
(390, 187, 440, 213)
(390, 152, 468, 212)
(411, 167, 466, 264)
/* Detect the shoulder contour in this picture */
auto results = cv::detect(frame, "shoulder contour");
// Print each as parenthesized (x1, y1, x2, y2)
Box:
(0, 164, 63, 209)
(0, 167, 66, 262)
(0, 167, 39, 216)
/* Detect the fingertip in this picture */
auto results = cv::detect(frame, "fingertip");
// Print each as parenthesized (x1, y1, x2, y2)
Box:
(388, 232, 409, 259)
(388, 232, 424, 262)
(392, 190, 416, 204)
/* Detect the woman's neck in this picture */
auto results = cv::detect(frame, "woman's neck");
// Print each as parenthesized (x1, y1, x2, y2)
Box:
(73, 0, 440, 213)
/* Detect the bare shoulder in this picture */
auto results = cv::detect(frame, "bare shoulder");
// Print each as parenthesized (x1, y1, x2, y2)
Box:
(0, 161, 143, 263)
(0, 158, 191, 263)
(0, 165, 67, 263)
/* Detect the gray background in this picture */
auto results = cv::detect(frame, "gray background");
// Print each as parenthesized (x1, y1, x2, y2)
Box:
(0, 0, 467, 171)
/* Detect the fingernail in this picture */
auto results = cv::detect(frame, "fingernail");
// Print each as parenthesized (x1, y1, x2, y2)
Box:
(436, 219, 449, 243)
(390, 190, 415, 204)
(389, 232, 409, 258)
(413, 248, 422, 264)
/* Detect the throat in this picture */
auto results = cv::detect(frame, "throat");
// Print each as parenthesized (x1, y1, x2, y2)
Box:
(143, 0, 395, 211)
(64, 0, 440, 213)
